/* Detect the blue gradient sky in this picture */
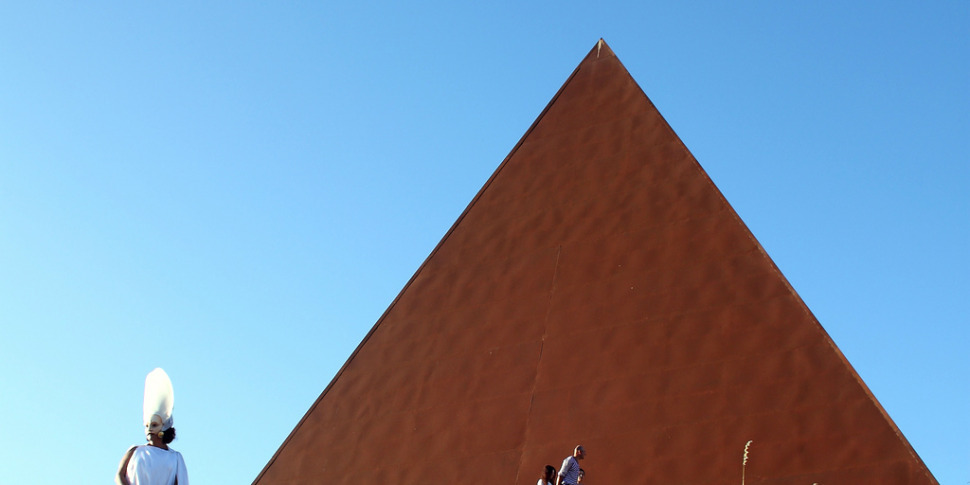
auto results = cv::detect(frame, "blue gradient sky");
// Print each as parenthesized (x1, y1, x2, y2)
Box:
(1, 2, 966, 483)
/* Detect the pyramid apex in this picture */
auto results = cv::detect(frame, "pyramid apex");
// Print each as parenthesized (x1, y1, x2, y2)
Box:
(590, 38, 615, 60)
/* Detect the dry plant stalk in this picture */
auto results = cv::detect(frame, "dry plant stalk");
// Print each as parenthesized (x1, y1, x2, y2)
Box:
(742, 440, 753, 485)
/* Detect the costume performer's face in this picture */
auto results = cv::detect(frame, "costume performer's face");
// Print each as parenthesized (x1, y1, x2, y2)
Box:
(146, 414, 164, 440)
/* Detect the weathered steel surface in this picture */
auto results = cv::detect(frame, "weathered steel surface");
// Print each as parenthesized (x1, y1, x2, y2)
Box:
(254, 40, 936, 484)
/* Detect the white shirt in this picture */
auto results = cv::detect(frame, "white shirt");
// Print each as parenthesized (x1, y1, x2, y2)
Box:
(126, 445, 189, 485)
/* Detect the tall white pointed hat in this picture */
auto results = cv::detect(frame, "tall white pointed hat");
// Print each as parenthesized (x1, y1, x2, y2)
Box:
(143, 368, 175, 430)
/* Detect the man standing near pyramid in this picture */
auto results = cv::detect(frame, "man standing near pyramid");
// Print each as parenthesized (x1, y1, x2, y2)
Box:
(555, 445, 585, 485)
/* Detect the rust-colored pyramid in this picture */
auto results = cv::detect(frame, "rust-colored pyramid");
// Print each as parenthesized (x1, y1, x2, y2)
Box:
(254, 40, 936, 484)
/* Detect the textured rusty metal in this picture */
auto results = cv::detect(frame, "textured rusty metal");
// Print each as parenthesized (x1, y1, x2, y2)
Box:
(254, 40, 936, 484)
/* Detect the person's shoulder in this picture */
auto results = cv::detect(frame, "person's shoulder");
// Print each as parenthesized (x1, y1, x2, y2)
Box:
(122, 444, 146, 460)
(163, 446, 184, 458)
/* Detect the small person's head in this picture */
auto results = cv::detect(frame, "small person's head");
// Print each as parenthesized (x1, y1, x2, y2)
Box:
(544, 465, 556, 481)
(145, 414, 165, 440)
(145, 414, 177, 444)
(577, 468, 585, 483)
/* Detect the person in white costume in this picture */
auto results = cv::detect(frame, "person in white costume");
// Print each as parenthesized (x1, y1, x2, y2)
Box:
(115, 368, 189, 485)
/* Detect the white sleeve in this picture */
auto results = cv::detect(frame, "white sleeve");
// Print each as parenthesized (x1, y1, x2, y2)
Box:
(176, 452, 189, 485)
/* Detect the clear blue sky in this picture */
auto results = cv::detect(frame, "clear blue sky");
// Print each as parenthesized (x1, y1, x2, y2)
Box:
(1, 2, 966, 483)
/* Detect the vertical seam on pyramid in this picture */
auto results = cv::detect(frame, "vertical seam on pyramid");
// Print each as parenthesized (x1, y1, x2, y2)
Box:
(512, 244, 563, 483)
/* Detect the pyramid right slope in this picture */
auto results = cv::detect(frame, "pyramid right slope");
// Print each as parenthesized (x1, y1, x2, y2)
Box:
(510, 41, 935, 484)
